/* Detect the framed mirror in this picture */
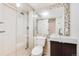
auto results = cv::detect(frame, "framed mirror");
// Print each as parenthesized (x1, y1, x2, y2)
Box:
(33, 3, 70, 36)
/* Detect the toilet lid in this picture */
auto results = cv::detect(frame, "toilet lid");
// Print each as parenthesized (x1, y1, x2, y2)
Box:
(31, 46, 43, 55)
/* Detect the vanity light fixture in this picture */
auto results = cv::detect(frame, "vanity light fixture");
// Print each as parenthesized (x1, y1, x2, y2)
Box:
(16, 3, 21, 7)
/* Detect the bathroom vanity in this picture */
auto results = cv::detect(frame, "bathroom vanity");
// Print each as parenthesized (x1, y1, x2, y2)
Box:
(50, 41, 76, 56)
(48, 35, 78, 56)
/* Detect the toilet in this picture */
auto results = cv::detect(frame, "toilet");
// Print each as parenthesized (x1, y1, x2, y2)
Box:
(31, 36, 46, 56)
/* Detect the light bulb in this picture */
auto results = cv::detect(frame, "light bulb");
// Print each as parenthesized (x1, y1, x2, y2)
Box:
(16, 3, 21, 7)
(41, 11, 49, 17)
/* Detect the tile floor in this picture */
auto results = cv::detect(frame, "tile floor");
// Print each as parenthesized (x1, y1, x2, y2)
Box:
(16, 48, 48, 56)
(17, 48, 32, 56)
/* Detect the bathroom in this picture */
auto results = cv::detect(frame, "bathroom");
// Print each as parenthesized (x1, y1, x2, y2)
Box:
(0, 3, 79, 56)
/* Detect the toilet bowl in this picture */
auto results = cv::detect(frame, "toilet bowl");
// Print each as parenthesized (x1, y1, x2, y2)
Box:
(31, 46, 43, 56)
(31, 36, 46, 56)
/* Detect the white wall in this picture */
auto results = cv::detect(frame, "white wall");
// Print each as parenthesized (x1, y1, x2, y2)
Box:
(70, 3, 79, 56)
(70, 3, 79, 38)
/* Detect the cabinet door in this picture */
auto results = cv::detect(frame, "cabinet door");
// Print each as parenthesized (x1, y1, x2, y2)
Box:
(50, 41, 62, 56)
(62, 43, 76, 56)
(50, 41, 76, 56)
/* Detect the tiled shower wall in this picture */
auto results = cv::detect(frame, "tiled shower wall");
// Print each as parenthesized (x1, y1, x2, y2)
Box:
(0, 4, 17, 55)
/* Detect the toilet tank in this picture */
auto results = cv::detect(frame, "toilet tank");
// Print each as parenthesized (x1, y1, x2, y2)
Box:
(34, 36, 46, 47)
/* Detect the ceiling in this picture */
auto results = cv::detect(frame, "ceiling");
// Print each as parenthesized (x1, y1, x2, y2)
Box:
(29, 3, 56, 11)
(28, 3, 64, 19)
(15, 3, 64, 19)
(11, 3, 62, 12)
(15, 3, 57, 13)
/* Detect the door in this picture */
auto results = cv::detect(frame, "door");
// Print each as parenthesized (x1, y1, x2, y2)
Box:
(62, 43, 76, 56)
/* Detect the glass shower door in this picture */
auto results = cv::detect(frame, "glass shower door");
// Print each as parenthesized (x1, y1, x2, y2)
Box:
(16, 11, 27, 56)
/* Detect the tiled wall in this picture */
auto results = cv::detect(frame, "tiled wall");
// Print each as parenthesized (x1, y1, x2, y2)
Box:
(0, 4, 17, 55)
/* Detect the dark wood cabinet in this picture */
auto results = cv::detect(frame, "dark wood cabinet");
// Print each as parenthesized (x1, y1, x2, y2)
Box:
(50, 41, 77, 56)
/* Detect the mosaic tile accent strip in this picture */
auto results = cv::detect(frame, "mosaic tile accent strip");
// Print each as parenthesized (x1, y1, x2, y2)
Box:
(64, 3, 70, 36)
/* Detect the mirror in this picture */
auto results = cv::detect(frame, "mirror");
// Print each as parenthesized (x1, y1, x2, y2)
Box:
(33, 3, 70, 36)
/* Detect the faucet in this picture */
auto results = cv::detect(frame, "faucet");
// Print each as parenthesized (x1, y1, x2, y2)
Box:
(59, 28, 63, 35)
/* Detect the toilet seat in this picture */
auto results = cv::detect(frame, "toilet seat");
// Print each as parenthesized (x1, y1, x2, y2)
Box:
(31, 46, 43, 56)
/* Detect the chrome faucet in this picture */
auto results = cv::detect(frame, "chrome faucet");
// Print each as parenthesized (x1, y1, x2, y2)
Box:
(59, 28, 63, 35)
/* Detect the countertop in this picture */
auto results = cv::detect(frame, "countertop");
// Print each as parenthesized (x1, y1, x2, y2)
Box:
(48, 35, 78, 44)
